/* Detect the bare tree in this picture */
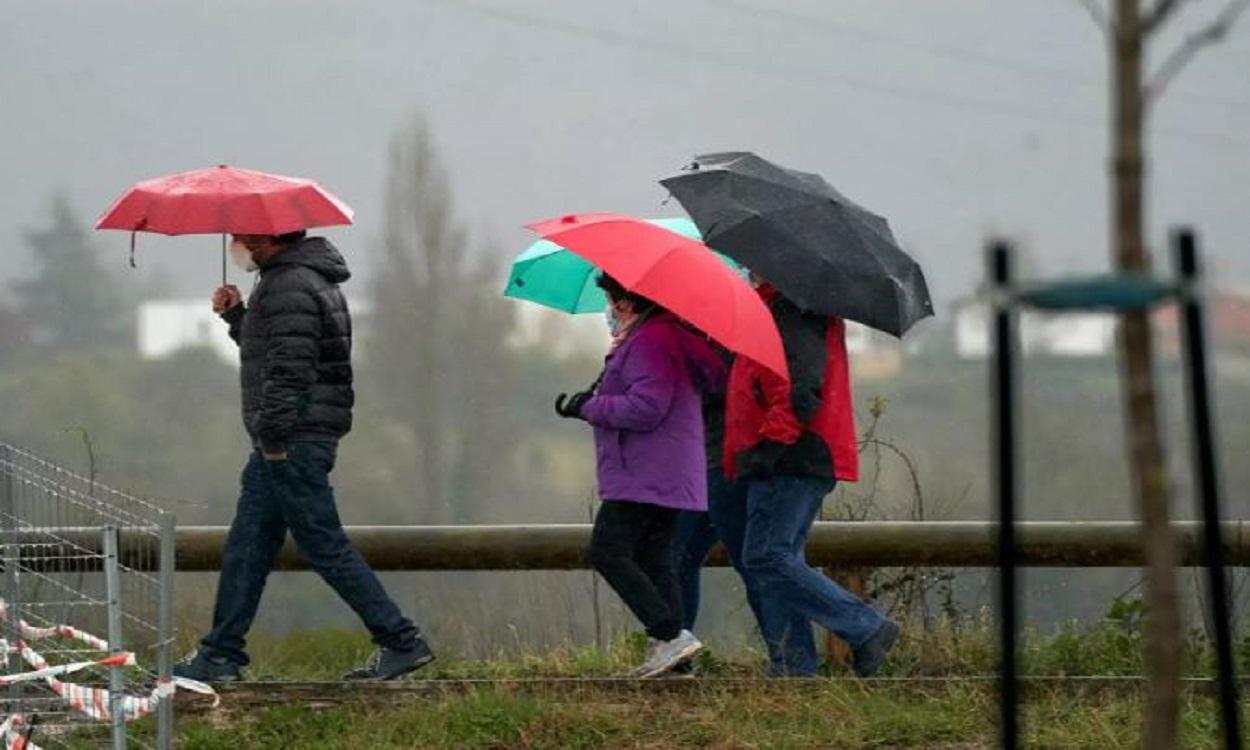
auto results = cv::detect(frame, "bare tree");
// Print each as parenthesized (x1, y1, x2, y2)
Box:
(1078, 1, 1249, 747)
(369, 116, 520, 522)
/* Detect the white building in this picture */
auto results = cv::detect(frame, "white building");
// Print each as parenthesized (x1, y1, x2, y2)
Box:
(138, 300, 238, 364)
(505, 304, 611, 359)
(137, 297, 371, 364)
(952, 298, 1115, 359)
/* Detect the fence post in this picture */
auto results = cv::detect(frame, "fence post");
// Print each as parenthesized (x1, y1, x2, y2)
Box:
(156, 514, 175, 749)
(103, 526, 126, 750)
(989, 241, 1019, 750)
(1173, 228, 1241, 750)
(1, 445, 24, 721)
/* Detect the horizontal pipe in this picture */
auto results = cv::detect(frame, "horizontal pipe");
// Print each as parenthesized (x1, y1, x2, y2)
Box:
(4, 522, 1247, 572)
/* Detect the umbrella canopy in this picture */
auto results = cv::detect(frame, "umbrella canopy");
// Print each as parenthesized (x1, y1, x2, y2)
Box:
(525, 213, 788, 381)
(661, 151, 933, 337)
(506, 217, 742, 313)
(95, 164, 354, 236)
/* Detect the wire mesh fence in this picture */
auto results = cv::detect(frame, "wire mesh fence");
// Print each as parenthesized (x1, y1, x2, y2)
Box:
(0, 442, 174, 749)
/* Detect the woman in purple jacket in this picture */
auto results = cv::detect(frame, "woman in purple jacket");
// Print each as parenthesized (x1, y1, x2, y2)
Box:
(555, 275, 721, 678)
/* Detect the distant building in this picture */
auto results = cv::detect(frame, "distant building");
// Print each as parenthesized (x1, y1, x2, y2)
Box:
(952, 287, 1250, 363)
(137, 297, 370, 364)
(953, 296, 1116, 359)
(138, 300, 238, 364)
(845, 321, 904, 380)
(1155, 289, 1250, 376)
(505, 304, 607, 359)
(505, 307, 905, 377)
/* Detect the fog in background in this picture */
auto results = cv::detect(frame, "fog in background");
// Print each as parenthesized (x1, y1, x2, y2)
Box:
(3, 0, 1250, 658)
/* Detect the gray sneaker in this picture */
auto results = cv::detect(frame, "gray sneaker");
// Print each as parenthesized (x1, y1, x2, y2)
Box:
(343, 638, 435, 681)
(637, 630, 703, 679)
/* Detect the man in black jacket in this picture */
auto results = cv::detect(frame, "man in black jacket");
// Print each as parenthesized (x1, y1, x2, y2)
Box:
(175, 231, 433, 682)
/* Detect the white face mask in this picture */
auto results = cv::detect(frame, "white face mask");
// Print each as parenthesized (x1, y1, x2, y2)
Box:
(229, 239, 258, 272)
(604, 305, 625, 337)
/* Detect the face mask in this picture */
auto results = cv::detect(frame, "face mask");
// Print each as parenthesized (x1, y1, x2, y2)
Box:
(229, 239, 258, 272)
(604, 305, 625, 337)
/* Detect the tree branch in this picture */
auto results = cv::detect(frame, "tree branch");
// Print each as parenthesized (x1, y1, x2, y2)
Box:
(1074, 0, 1113, 35)
(1147, 0, 1250, 103)
(1144, 0, 1189, 36)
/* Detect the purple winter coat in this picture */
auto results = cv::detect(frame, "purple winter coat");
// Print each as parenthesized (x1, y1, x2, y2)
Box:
(580, 313, 724, 511)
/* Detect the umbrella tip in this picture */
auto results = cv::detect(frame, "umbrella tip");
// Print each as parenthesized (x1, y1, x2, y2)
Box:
(560, 214, 578, 224)
(217, 163, 229, 169)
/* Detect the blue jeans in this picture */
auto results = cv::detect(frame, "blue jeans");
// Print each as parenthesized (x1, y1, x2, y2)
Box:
(706, 471, 822, 676)
(201, 443, 418, 665)
(742, 476, 886, 654)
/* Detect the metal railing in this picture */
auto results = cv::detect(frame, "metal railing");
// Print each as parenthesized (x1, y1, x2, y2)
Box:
(0, 443, 174, 750)
(105, 520, 1250, 571)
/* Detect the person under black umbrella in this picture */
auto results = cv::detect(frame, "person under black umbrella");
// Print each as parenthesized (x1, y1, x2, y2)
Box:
(722, 271, 899, 677)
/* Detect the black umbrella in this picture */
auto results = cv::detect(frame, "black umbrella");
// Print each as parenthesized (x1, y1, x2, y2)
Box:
(661, 151, 933, 337)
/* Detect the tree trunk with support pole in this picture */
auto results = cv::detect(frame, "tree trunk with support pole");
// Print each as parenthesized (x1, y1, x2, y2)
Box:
(1112, 2, 1179, 746)
(1096, 0, 1250, 743)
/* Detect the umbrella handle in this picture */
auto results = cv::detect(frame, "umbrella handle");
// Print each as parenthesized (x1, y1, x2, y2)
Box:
(221, 233, 227, 286)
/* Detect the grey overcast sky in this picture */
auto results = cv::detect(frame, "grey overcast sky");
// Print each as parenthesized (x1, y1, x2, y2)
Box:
(3, 0, 1249, 309)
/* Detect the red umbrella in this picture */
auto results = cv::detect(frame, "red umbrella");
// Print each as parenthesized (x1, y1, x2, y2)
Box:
(96, 164, 354, 282)
(526, 213, 789, 381)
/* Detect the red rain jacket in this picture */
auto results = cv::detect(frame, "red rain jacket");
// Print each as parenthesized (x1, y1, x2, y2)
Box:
(723, 285, 859, 482)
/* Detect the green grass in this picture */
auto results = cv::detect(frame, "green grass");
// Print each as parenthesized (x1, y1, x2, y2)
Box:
(229, 600, 1223, 682)
(173, 682, 1237, 749)
(161, 610, 1248, 749)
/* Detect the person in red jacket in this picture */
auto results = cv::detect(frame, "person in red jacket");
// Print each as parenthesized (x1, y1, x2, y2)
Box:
(718, 281, 899, 677)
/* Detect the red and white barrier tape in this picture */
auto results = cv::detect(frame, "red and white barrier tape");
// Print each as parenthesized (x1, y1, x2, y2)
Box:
(1, 646, 134, 686)
(0, 603, 110, 653)
(20, 644, 215, 721)
(0, 714, 43, 750)
(0, 599, 216, 723)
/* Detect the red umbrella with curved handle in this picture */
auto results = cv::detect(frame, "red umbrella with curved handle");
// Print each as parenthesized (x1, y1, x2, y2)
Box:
(526, 212, 789, 381)
(96, 164, 354, 282)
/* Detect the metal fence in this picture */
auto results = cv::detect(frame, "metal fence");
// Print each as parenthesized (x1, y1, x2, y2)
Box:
(0, 443, 174, 750)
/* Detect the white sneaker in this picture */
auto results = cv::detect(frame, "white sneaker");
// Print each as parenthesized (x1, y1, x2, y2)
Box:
(637, 630, 703, 679)
(622, 638, 661, 677)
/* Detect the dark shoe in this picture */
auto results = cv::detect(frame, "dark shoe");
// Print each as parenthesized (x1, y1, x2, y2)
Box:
(343, 638, 435, 681)
(173, 649, 242, 684)
(853, 620, 900, 678)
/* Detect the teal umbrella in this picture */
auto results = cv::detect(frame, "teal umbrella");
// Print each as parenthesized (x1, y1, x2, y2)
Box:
(505, 217, 737, 313)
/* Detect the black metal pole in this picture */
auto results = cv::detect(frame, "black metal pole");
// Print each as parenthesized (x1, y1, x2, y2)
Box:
(990, 240, 1019, 750)
(1173, 227, 1241, 750)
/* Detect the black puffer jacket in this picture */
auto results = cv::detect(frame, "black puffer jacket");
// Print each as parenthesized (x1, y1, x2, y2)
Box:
(221, 237, 354, 452)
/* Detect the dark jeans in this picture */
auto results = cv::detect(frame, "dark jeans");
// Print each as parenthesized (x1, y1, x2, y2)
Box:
(742, 476, 886, 653)
(201, 443, 418, 665)
(707, 472, 821, 676)
(589, 500, 683, 642)
(672, 509, 719, 631)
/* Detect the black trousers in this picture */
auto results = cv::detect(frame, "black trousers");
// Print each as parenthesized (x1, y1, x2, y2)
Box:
(589, 500, 683, 642)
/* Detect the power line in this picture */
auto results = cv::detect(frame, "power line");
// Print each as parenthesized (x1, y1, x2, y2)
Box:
(709, 0, 1250, 113)
(415, 0, 1250, 149)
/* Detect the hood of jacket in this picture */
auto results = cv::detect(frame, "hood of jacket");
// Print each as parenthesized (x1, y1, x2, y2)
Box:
(263, 236, 351, 283)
